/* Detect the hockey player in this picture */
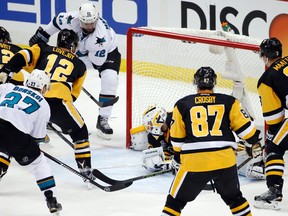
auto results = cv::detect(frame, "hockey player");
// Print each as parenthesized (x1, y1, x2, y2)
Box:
(161, 66, 262, 216)
(138, 105, 265, 180)
(254, 37, 288, 210)
(0, 29, 95, 183)
(0, 69, 62, 214)
(28, 2, 121, 140)
(141, 105, 173, 171)
(0, 26, 25, 85)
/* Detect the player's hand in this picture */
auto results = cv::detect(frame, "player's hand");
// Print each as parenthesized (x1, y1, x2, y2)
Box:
(171, 152, 181, 174)
(29, 27, 50, 46)
(246, 143, 263, 158)
(0, 65, 12, 84)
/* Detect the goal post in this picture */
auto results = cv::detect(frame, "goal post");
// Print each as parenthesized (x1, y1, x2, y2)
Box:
(126, 27, 264, 149)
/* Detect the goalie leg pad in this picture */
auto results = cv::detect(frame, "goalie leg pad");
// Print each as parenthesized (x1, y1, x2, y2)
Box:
(237, 151, 265, 179)
(130, 125, 148, 151)
(142, 147, 169, 171)
(246, 162, 265, 179)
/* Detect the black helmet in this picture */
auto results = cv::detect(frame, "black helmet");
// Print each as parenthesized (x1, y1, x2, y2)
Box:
(259, 37, 282, 59)
(194, 67, 217, 90)
(57, 29, 79, 50)
(0, 26, 11, 43)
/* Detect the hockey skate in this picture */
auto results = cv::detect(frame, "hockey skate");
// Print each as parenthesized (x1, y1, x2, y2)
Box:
(254, 185, 283, 210)
(44, 190, 62, 215)
(0, 167, 7, 182)
(80, 166, 96, 189)
(96, 115, 113, 140)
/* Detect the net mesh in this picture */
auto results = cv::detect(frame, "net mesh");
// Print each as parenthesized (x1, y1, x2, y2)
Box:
(127, 27, 264, 144)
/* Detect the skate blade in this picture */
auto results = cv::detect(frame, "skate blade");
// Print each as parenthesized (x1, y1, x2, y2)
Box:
(254, 200, 281, 210)
(53, 211, 60, 216)
(96, 130, 112, 140)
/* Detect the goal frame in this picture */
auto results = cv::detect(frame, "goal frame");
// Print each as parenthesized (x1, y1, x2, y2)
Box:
(126, 27, 260, 149)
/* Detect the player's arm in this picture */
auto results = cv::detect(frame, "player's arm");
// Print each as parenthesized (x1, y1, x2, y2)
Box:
(170, 103, 186, 171)
(0, 45, 41, 83)
(258, 82, 284, 133)
(229, 99, 262, 157)
(29, 12, 75, 46)
(71, 68, 87, 101)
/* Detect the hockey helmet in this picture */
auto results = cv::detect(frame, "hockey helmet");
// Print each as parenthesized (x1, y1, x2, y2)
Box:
(259, 37, 282, 59)
(0, 26, 11, 43)
(57, 29, 79, 51)
(194, 66, 217, 89)
(142, 105, 167, 136)
(25, 69, 51, 93)
(78, 3, 98, 33)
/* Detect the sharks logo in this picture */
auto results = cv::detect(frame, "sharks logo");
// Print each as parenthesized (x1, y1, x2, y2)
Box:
(66, 15, 74, 24)
(95, 37, 106, 46)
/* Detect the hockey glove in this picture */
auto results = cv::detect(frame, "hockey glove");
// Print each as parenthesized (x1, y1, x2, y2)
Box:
(245, 143, 263, 158)
(29, 27, 50, 46)
(0, 65, 13, 84)
(171, 152, 181, 174)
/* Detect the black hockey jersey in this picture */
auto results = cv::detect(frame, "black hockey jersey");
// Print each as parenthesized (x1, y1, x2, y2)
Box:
(0, 42, 25, 85)
(5, 43, 87, 102)
(171, 93, 259, 172)
(257, 56, 288, 133)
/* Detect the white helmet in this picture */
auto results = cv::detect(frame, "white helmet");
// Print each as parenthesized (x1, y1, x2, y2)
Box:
(78, 3, 98, 24)
(25, 69, 50, 92)
(142, 105, 167, 136)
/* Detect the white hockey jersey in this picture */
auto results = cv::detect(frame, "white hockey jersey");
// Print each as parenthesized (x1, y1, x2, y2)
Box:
(45, 11, 118, 67)
(0, 83, 50, 139)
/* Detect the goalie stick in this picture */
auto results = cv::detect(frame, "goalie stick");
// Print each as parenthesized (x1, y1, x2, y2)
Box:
(82, 87, 119, 107)
(42, 150, 132, 192)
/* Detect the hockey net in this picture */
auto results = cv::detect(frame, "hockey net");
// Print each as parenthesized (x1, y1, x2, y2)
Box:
(126, 27, 264, 149)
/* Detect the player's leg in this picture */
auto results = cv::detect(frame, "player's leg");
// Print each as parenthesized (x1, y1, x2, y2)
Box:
(0, 120, 62, 214)
(97, 48, 121, 140)
(161, 169, 210, 215)
(0, 150, 11, 181)
(215, 165, 252, 215)
(254, 119, 288, 209)
(47, 99, 93, 180)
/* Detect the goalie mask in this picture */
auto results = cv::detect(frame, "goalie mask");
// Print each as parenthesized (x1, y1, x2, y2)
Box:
(142, 105, 167, 136)
(194, 66, 217, 90)
(259, 37, 282, 59)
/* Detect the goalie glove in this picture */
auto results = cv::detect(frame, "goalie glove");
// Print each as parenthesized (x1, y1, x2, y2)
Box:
(29, 27, 50, 46)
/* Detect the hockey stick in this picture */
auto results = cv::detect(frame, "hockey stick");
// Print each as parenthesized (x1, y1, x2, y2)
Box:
(47, 122, 92, 136)
(237, 156, 253, 170)
(42, 150, 132, 192)
(82, 87, 119, 107)
(92, 168, 173, 186)
(93, 168, 215, 191)
(47, 123, 73, 148)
